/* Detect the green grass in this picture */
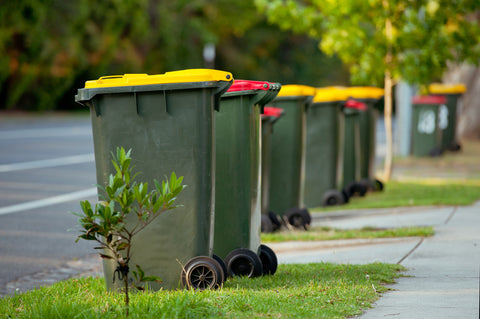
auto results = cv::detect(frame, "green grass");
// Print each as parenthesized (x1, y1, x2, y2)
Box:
(262, 226, 434, 243)
(0, 263, 405, 319)
(315, 179, 480, 212)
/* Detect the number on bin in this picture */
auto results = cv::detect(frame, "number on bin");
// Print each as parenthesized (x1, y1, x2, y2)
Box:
(438, 104, 448, 130)
(417, 110, 436, 134)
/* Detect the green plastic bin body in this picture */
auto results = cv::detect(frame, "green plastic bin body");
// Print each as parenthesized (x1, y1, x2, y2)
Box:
(342, 107, 362, 188)
(75, 70, 233, 290)
(268, 94, 311, 216)
(441, 94, 459, 149)
(411, 95, 447, 157)
(428, 83, 466, 151)
(304, 100, 344, 207)
(341, 87, 384, 182)
(260, 108, 283, 216)
(214, 80, 279, 260)
(356, 98, 379, 180)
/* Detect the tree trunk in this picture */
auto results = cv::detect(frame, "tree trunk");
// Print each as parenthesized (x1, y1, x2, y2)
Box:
(382, 14, 394, 182)
(124, 275, 130, 317)
(383, 71, 394, 181)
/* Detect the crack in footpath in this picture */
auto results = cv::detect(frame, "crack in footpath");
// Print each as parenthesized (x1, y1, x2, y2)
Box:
(396, 237, 424, 264)
(396, 206, 458, 265)
(444, 206, 457, 225)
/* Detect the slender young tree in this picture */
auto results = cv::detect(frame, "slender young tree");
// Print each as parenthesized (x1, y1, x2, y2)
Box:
(73, 147, 186, 316)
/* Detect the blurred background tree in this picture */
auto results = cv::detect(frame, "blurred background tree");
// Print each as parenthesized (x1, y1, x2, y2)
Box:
(255, 0, 480, 180)
(0, 0, 349, 111)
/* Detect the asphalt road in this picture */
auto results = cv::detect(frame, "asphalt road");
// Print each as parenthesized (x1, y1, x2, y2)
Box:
(0, 113, 98, 294)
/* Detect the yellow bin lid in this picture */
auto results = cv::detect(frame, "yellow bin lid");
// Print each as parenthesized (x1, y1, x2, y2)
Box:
(84, 69, 233, 88)
(343, 86, 384, 99)
(277, 84, 316, 97)
(428, 83, 466, 94)
(313, 87, 350, 102)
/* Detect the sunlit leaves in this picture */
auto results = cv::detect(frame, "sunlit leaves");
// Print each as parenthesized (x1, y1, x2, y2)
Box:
(256, 0, 480, 85)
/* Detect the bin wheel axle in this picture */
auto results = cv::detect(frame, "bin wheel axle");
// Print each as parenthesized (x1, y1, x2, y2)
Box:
(181, 256, 224, 290)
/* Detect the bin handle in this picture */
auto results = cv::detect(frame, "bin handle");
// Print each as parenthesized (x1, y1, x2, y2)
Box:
(98, 75, 124, 80)
(163, 90, 169, 114)
(214, 80, 234, 112)
(134, 92, 139, 115)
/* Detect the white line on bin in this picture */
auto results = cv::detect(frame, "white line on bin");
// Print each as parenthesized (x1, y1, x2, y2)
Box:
(0, 154, 95, 173)
(0, 188, 98, 216)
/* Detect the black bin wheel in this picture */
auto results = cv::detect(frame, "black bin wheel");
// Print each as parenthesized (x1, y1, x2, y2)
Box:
(322, 189, 345, 206)
(261, 214, 274, 233)
(342, 189, 350, 203)
(448, 142, 461, 152)
(225, 248, 263, 278)
(285, 208, 311, 230)
(345, 181, 368, 197)
(181, 256, 224, 290)
(212, 254, 228, 283)
(268, 211, 283, 231)
(360, 178, 376, 192)
(374, 179, 384, 192)
(259, 244, 278, 276)
(429, 147, 443, 157)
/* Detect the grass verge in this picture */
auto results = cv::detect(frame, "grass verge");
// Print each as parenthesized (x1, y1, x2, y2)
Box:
(261, 226, 434, 243)
(315, 179, 480, 212)
(0, 263, 405, 319)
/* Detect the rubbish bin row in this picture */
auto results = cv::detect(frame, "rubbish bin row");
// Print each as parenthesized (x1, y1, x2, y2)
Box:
(76, 70, 284, 292)
(75, 69, 465, 292)
(260, 85, 386, 233)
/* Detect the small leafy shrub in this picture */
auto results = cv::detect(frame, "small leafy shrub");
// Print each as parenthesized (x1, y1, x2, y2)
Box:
(72, 147, 185, 316)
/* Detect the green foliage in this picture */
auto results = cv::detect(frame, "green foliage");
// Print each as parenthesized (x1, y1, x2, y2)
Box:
(72, 147, 185, 316)
(0, 0, 349, 111)
(256, 0, 480, 86)
(0, 263, 405, 318)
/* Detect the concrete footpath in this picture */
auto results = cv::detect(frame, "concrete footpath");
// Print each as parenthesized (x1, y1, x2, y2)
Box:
(269, 202, 480, 318)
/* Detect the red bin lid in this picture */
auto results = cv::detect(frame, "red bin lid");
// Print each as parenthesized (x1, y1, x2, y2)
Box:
(345, 99, 368, 111)
(263, 106, 283, 118)
(412, 95, 447, 105)
(227, 79, 270, 92)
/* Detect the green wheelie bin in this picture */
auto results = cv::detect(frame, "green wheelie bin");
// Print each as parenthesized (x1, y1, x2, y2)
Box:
(261, 107, 284, 233)
(343, 87, 385, 192)
(305, 87, 350, 207)
(428, 83, 467, 151)
(215, 80, 279, 278)
(267, 85, 316, 230)
(411, 95, 448, 157)
(341, 98, 369, 197)
(75, 69, 233, 291)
